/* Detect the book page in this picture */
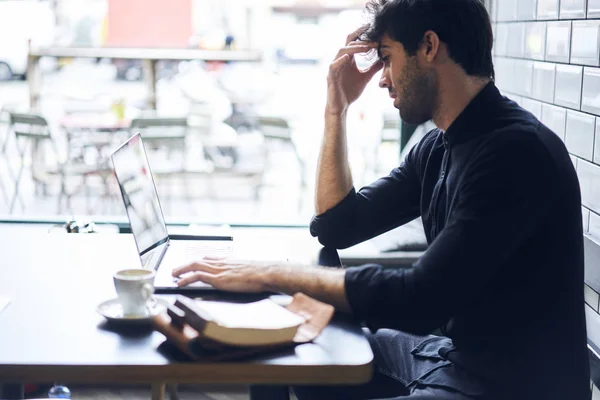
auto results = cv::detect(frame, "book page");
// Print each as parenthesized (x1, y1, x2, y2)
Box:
(195, 299, 305, 330)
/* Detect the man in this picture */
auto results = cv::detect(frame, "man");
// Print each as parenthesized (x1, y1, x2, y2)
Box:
(173, 0, 590, 398)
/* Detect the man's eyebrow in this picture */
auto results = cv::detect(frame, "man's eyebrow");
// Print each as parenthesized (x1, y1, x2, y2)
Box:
(377, 44, 390, 59)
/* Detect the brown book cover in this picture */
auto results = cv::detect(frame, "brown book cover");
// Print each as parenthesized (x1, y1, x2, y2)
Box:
(152, 293, 335, 361)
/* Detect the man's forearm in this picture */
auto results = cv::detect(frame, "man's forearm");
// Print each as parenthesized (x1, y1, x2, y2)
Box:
(315, 111, 354, 215)
(265, 264, 352, 313)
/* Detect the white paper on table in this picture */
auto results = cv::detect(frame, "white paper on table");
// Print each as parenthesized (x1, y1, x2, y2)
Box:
(0, 296, 10, 314)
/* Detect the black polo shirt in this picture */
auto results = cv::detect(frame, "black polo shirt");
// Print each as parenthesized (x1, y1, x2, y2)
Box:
(310, 83, 590, 399)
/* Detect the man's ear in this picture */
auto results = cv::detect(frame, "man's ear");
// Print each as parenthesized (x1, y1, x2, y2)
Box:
(421, 30, 440, 63)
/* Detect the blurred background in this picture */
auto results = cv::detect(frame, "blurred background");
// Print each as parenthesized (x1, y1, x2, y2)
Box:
(0, 0, 405, 226)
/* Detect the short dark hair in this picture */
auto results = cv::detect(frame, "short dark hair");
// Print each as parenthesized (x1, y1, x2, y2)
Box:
(364, 0, 495, 80)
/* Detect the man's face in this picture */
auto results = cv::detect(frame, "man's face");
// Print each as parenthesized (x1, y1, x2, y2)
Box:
(378, 35, 438, 125)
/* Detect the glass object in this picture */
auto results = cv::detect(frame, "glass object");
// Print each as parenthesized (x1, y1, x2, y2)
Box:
(48, 383, 71, 398)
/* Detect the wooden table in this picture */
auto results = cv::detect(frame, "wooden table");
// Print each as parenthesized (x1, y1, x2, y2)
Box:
(0, 230, 373, 399)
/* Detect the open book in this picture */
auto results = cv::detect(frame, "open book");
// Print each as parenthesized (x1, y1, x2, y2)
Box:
(153, 293, 335, 361)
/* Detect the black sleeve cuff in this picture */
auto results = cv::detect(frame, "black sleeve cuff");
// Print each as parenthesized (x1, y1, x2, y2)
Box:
(309, 188, 357, 246)
(344, 264, 385, 326)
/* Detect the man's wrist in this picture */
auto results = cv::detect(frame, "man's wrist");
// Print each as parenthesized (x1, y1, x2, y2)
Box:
(325, 107, 347, 118)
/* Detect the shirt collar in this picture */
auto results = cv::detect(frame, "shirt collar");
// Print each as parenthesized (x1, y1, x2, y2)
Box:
(442, 81, 502, 147)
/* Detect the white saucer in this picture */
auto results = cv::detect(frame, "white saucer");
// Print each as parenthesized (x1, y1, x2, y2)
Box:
(97, 297, 169, 324)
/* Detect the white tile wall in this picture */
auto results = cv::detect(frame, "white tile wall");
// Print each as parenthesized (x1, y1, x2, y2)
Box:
(591, 212, 600, 241)
(560, 0, 588, 19)
(495, 23, 509, 57)
(589, 0, 600, 18)
(586, 304, 600, 350)
(541, 103, 567, 140)
(525, 22, 547, 60)
(586, 207, 592, 233)
(494, 57, 512, 92)
(546, 21, 572, 63)
(571, 21, 600, 66)
(521, 98, 543, 119)
(518, 0, 538, 20)
(586, 284, 599, 311)
(538, 0, 560, 19)
(596, 118, 600, 164)
(554, 64, 583, 109)
(566, 111, 596, 161)
(533, 62, 556, 103)
(498, 0, 519, 21)
(578, 159, 600, 214)
(582, 68, 600, 115)
(514, 60, 534, 97)
(507, 23, 526, 57)
(571, 154, 579, 168)
(593, 383, 600, 400)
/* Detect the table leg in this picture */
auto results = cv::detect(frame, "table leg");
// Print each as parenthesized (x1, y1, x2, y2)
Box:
(249, 385, 290, 400)
(151, 382, 166, 400)
(0, 384, 24, 399)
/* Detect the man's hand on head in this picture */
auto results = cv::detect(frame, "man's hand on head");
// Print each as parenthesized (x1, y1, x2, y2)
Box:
(326, 25, 383, 116)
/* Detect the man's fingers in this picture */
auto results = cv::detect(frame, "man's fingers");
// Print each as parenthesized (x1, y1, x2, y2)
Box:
(172, 261, 224, 277)
(346, 24, 370, 45)
(176, 271, 216, 287)
(335, 44, 376, 59)
(363, 60, 384, 79)
(203, 256, 226, 261)
(330, 54, 351, 72)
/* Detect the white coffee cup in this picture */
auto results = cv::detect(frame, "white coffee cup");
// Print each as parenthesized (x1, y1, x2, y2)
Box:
(113, 268, 156, 316)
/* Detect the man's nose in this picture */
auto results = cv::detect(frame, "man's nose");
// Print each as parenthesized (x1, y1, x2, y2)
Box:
(379, 69, 390, 89)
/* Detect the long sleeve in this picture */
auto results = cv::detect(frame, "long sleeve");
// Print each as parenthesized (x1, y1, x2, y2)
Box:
(309, 133, 431, 249)
(344, 134, 558, 334)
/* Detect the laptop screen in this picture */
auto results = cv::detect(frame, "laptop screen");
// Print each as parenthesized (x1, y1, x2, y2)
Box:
(111, 133, 169, 259)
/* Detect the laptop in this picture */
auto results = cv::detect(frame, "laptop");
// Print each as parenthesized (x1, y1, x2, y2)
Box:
(111, 133, 234, 292)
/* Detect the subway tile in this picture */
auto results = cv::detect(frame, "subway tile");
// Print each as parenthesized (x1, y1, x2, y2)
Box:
(594, 383, 600, 400)
(514, 60, 534, 97)
(586, 284, 599, 312)
(583, 68, 600, 116)
(525, 22, 546, 60)
(595, 118, 600, 164)
(509, 94, 523, 106)
(507, 23, 526, 58)
(585, 207, 592, 233)
(578, 160, 600, 215)
(537, 0, 560, 19)
(589, 0, 600, 18)
(494, 57, 512, 92)
(586, 304, 600, 349)
(591, 211, 600, 241)
(533, 62, 556, 103)
(585, 235, 600, 293)
(498, 0, 518, 21)
(560, 0, 587, 19)
(571, 21, 600, 66)
(546, 21, 572, 63)
(521, 98, 543, 119)
(566, 111, 595, 161)
(555, 65, 583, 110)
(541, 103, 566, 140)
(571, 154, 578, 167)
(518, 0, 538, 20)
(495, 24, 508, 57)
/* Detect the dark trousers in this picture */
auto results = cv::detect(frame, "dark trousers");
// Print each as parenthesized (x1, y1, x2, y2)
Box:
(293, 329, 488, 400)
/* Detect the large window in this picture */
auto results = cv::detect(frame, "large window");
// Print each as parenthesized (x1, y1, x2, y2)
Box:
(0, 0, 401, 226)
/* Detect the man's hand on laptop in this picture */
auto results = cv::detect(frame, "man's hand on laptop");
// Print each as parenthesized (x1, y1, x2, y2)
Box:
(171, 256, 352, 312)
(172, 257, 282, 292)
